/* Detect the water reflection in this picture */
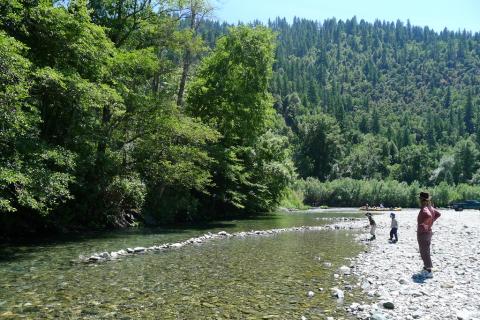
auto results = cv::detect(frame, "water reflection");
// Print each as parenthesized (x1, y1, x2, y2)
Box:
(0, 210, 367, 319)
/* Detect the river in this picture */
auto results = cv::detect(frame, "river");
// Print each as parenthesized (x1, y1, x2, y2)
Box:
(0, 209, 370, 319)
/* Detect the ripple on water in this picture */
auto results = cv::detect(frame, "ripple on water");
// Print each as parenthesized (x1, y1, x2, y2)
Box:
(0, 211, 368, 319)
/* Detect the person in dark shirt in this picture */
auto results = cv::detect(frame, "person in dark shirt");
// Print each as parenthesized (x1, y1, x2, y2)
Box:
(389, 212, 398, 243)
(366, 212, 376, 240)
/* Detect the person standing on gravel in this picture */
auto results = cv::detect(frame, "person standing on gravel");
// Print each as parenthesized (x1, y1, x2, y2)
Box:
(366, 212, 376, 240)
(416, 192, 441, 278)
(389, 212, 398, 243)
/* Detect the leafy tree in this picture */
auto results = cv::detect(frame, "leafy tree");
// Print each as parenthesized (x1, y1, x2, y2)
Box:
(187, 26, 285, 212)
(297, 113, 343, 180)
(395, 144, 433, 184)
(453, 138, 479, 183)
(338, 134, 389, 180)
(0, 32, 75, 214)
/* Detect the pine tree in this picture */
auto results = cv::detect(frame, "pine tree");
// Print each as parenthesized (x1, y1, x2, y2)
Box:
(464, 91, 475, 134)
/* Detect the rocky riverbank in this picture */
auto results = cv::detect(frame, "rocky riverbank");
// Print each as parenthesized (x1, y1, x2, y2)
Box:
(342, 209, 480, 320)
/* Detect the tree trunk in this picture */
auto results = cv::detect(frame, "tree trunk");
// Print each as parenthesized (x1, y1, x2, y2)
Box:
(176, 49, 191, 106)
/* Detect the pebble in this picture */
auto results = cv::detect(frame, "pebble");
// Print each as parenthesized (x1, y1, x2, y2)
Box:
(339, 209, 480, 320)
(330, 287, 344, 299)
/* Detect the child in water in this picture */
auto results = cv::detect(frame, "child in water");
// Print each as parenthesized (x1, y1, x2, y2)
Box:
(389, 212, 398, 243)
(366, 212, 376, 240)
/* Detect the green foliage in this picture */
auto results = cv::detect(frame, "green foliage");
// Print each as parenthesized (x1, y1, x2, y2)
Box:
(187, 26, 276, 145)
(200, 17, 480, 189)
(0, 32, 76, 215)
(338, 134, 389, 180)
(279, 186, 308, 210)
(186, 26, 291, 214)
(102, 173, 146, 226)
(3, 1, 480, 235)
(296, 177, 480, 208)
(296, 113, 343, 180)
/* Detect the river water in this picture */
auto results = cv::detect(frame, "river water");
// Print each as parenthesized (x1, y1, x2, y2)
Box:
(0, 209, 369, 319)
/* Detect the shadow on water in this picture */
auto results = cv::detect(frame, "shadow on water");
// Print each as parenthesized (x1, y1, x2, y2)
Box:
(0, 214, 282, 263)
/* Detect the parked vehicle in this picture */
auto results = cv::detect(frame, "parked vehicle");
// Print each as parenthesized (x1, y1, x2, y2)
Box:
(450, 200, 480, 211)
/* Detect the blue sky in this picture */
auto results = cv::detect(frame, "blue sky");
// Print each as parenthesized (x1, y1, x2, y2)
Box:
(213, 0, 480, 32)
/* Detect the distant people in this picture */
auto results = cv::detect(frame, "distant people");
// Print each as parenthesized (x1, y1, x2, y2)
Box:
(366, 212, 376, 240)
(416, 192, 441, 279)
(379, 203, 384, 209)
(389, 212, 398, 243)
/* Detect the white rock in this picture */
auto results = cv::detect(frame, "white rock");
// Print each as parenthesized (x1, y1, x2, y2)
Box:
(340, 265, 351, 275)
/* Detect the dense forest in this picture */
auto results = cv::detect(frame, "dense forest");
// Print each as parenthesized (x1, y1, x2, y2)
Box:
(200, 17, 480, 208)
(1, 1, 480, 236)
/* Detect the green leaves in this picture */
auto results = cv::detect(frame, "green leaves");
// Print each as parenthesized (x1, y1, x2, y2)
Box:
(297, 113, 343, 180)
(0, 32, 76, 215)
(187, 26, 276, 145)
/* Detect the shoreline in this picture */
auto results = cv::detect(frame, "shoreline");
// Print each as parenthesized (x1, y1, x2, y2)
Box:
(340, 209, 480, 320)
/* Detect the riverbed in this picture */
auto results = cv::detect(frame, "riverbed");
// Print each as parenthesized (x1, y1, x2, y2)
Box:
(0, 210, 369, 319)
(344, 209, 480, 320)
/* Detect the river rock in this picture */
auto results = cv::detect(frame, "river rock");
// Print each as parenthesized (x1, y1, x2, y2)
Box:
(349, 303, 360, 311)
(99, 252, 110, 259)
(412, 310, 423, 318)
(370, 312, 387, 320)
(88, 255, 100, 262)
(330, 287, 344, 299)
(344, 284, 353, 290)
(340, 265, 351, 275)
(307, 291, 315, 297)
(382, 301, 394, 309)
(133, 247, 145, 253)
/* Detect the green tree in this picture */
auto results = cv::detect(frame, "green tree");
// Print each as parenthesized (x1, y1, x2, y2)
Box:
(464, 91, 475, 134)
(187, 26, 284, 212)
(453, 138, 479, 183)
(396, 145, 433, 184)
(297, 113, 343, 180)
(0, 32, 75, 214)
(338, 134, 389, 180)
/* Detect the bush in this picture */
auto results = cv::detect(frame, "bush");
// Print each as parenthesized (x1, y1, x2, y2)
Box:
(294, 178, 480, 208)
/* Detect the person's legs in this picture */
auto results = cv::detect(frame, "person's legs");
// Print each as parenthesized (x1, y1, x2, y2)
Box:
(370, 225, 376, 239)
(417, 232, 433, 270)
(392, 228, 398, 242)
(389, 228, 393, 240)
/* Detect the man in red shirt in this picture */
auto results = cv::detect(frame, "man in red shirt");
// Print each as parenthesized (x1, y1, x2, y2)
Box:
(416, 191, 441, 279)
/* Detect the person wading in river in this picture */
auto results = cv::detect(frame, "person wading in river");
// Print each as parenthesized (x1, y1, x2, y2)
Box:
(415, 191, 441, 279)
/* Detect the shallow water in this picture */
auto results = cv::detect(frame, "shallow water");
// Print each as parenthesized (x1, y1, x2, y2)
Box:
(0, 210, 368, 319)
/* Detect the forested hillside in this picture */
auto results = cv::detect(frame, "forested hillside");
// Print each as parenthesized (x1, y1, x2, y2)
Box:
(1, 1, 480, 236)
(200, 17, 480, 208)
(203, 17, 480, 184)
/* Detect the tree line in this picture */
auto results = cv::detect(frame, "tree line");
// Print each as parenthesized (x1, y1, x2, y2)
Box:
(0, 0, 295, 236)
(202, 17, 480, 208)
(2, 3, 480, 236)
